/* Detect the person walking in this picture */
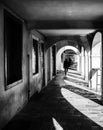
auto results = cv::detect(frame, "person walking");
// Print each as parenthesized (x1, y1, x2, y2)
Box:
(63, 58, 69, 76)
(63, 57, 72, 76)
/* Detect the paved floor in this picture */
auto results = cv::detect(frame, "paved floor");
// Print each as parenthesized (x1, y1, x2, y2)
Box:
(3, 70, 103, 130)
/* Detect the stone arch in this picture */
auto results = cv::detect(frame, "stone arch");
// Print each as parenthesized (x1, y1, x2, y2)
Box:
(56, 45, 80, 70)
(56, 40, 80, 52)
(45, 36, 82, 51)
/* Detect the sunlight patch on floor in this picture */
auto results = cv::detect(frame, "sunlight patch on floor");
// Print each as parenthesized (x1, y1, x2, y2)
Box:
(64, 78, 101, 96)
(52, 118, 63, 130)
(67, 73, 87, 83)
(61, 88, 103, 127)
(67, 71, 84, 79)
(67, 69, 79, 74)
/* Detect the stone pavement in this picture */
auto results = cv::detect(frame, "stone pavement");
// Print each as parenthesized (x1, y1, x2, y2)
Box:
(3, 71, 103, 130)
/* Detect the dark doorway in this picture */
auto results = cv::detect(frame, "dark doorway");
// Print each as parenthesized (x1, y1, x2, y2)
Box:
(52, 45, 56, 76)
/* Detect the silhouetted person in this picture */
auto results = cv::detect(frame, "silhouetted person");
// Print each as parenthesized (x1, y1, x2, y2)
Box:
(63, 58, 72, 76)
(63, 59, 69, 76)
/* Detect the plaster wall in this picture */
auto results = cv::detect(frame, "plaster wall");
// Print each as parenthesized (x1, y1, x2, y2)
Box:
(0, 4, 44, 129)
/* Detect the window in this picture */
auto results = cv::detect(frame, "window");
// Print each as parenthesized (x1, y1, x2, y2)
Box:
(4, 10, 22, 89)
(32, 39, 39, 75)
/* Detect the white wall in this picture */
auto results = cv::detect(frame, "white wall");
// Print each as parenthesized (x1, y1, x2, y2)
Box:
(90, 32, 102, 93)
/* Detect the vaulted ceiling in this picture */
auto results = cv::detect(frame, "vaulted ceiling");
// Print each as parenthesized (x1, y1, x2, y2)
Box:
(1, 0, 103, 36)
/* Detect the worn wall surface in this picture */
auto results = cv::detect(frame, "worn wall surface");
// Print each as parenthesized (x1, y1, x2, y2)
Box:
(0, 3, 44, 129)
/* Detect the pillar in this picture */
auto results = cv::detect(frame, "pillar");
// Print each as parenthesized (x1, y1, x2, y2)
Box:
(77, 54, 81, 73)
(101, 33, 103, 103)
(85, 51, 89, 81)
(81, 47, 85, 78)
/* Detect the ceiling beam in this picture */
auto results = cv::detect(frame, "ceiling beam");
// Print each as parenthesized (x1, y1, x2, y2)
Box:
(27, 20, 103, 30)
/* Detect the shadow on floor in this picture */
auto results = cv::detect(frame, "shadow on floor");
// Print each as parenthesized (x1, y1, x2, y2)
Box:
(64, 76, 88, 87)
(68, 73, 84, 80)
(3, 75, 103, 130)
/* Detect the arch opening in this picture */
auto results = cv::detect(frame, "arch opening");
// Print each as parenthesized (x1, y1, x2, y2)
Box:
(56, 46, 80, 71)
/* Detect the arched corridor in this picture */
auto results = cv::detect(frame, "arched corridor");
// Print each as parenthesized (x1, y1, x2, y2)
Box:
(1, 0, 103, 129)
